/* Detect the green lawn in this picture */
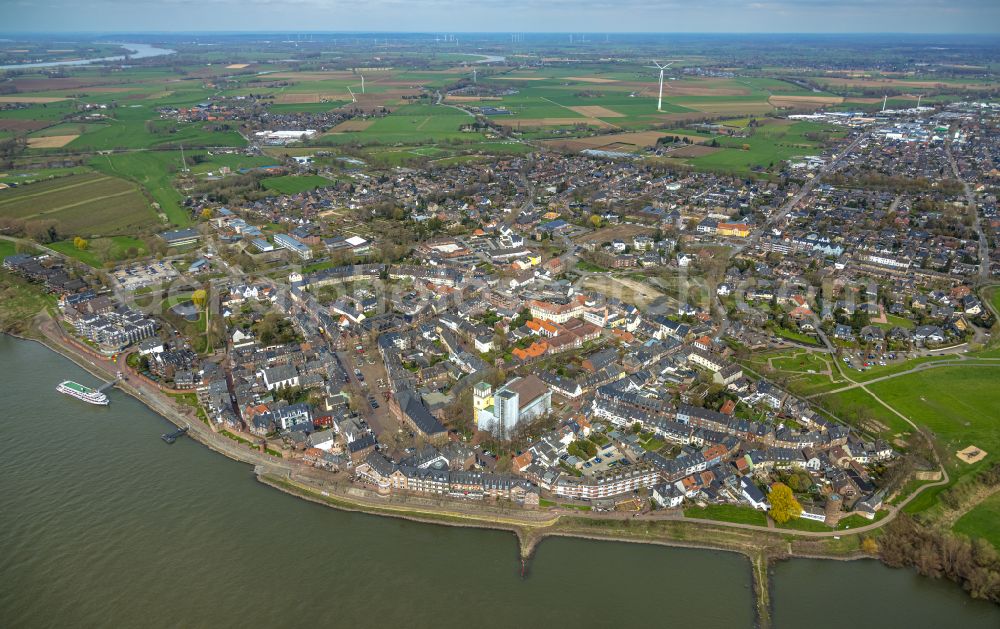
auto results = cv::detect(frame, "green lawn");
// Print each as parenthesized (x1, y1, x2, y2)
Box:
(874, 314, 915, 330)
(49, 236, 147, 267)
(0, 240, 17, 259)
(262, 174, 335, 195)
(836, 511, 888, 530)
(639, 437, 665, 452)
(774, 326, 822, 346)
(984, 286, 1000, 319)
(952, 492, 1000, 549)
(868, 367, 1000, 485)
(684, 504, 768, 526)
(816, 387, 911, 435)
(576, 260, 608, 273)
(769, 350, 831, 373)
(775, 517, 833, 532)
(868, 367, 1000, 442)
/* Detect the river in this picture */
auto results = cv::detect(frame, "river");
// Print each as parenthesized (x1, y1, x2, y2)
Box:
(0, 335, 996, 628)
(0, 43, 175, 70)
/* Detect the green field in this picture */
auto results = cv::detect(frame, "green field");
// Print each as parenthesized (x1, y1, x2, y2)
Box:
(685, 121, 845, 174)
(868, 367, 1000, 475)
(0, 166, 91, 186)
(818, 364, 1000, 515)
(0, 172, 156, 236)
(745, 348, 849, 397)
(318, 104, 484, 146)
(49, 236, 148, 267)
(89, 152, 188, 226)
(0, 240, 17, 259)
(775, 517, 833, 532)
(984, 286, 1000, 319)
(773, 325, 822, 346)
(64, 105, 246, 152)
(816, 386, 911, 435)
(952, 492, 1000, 549)
(0, 268, 56, 331)
(355, 139, 532, 167)
(262, 174, 335, 195)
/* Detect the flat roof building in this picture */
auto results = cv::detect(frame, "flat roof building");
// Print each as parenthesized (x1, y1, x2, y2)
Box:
(159, 228, 201, 247)
(273, 234, 313, 261)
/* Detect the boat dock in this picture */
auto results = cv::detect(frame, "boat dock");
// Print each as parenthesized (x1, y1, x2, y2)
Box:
(161, 427, 189, 444)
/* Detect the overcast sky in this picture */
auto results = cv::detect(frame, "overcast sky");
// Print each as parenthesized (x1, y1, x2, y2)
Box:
(3, 0, 999, 34)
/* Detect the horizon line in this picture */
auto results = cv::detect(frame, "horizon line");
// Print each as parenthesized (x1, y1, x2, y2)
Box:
(1, 30, 999, 36)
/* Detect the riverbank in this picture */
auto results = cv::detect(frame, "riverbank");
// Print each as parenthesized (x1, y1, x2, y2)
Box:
(20, 310, 971, 628)
(15, 319, 1000, 626)
(13, 315, 886, 565)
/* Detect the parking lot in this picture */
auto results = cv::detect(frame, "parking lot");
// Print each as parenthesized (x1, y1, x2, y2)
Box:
(580, 444, 629, 476)
(338, 348, 401, 439)
(111, 260, 180, 292)
(843, 349, 896, 371)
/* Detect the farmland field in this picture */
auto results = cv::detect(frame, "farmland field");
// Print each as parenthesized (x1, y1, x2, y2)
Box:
(542, 130, 709, 153)
(0, 172, 157, 235)
(89, 152, 189, 226)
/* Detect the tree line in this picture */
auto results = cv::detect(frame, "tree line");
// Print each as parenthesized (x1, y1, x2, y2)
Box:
(879, 462, 1000, 603)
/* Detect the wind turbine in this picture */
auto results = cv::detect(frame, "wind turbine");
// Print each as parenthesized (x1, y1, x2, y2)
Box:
(472, 69, 477, 84)
(645, 61, 673, 112)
